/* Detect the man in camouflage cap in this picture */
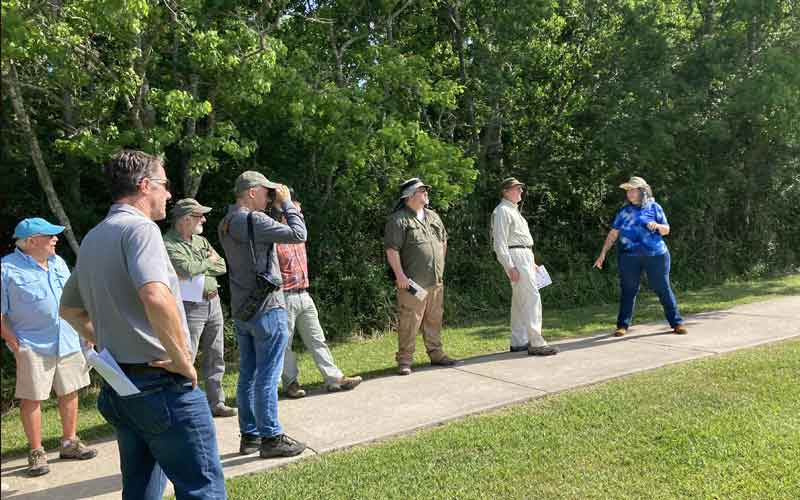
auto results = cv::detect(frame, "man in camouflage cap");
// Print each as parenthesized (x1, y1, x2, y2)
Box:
(164, 198, 237, 418)
(385, 178, 457, 376)
(218, 170, 308, 458)
(491, 177, 558, 356)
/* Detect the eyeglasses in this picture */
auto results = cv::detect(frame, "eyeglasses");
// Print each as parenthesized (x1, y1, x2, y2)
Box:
(147, 178, 171, 191)
(416, 187, 429, 194)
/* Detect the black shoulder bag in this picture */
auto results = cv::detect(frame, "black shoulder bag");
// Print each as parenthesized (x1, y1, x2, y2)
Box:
(233, 212, 282, 321)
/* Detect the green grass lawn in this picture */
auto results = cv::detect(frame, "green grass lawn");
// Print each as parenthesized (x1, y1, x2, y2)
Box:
(223, 339, 800, 500)
(2, 273, 798, 459)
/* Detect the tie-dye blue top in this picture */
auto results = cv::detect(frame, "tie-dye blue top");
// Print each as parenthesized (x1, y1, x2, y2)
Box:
(611, 202, 669, 256)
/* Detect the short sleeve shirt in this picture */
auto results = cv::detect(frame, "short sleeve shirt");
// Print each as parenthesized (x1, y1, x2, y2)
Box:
(384, 207, 448, 289)
(611, 202, 669, 256)
(1, 250, 82, 357)
(60, 204, 190, 363)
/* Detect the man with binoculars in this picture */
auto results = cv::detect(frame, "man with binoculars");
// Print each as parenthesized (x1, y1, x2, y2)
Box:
(218, 171, 307, 459)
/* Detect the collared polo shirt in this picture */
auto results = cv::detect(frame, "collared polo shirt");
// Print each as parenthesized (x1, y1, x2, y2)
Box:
(1, 249, 82, 357)
(611, 202, 669, 256)
(60, 203, 190, 364)
(384, 206, 448, 289)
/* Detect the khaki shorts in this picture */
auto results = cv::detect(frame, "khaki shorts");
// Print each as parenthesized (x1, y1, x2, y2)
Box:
(14, 347, 90, 401)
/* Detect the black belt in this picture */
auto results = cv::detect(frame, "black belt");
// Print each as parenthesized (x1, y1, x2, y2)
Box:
(508, 245, 532, 249)
(284, 288, 308, 294)
(118, 363, 170, 376)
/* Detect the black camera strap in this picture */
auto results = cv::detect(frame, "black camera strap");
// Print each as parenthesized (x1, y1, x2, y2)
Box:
(247, 211, 274, 274)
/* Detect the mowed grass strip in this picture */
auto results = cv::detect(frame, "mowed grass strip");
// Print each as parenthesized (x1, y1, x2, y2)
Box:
(2, 274, 798, 458)
(224, 340, 800, 500)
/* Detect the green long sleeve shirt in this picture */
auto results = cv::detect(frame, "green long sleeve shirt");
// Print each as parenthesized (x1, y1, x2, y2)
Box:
(163, 229, 227, 296)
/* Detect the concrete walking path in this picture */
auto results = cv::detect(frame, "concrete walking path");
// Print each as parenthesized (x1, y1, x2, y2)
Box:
(2, 296, 799, 499)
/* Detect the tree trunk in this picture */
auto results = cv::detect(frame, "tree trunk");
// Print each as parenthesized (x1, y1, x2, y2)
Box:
(4, 62, 80, 255)
(182, 74, 203, 199)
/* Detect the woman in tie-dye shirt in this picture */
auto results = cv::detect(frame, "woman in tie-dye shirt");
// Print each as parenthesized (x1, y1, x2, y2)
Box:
(593, 176, 687, 337)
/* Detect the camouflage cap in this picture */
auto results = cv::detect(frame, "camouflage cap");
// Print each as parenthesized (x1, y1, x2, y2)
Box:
(171, 198, 212, 219)
(234, 171, 280, 194)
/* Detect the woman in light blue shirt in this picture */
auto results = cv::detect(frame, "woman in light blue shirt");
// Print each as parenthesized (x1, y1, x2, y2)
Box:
(593, 177, 687, 336)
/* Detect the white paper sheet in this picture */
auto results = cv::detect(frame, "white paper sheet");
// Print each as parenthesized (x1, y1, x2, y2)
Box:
(407, 279, 429, 301)
(534, 265, 553, 290)
(85, 349, 141, 396)
(179, 274, 205, 303)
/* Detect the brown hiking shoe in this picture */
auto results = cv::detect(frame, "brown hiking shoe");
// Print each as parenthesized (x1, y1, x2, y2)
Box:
(613, 327, 627, 337)
(211, 403, 238, 418)
(285, 381, 306, 399)
(673, 325, 688, 335)
(27, 447, 49, 477)
(398, 365, 412, 376)
(327, 375, 363, 392)
(59, 438, 97, 460)
(431, 355, 457, 367)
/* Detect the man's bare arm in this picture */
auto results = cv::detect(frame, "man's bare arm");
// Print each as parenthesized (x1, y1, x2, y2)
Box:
(1, 315, 20, 353)
(59, 306, 97, 344)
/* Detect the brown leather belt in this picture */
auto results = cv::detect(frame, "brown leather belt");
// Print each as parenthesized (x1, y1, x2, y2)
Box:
(204, 290, 219, 300)
(284, 288, 308, 294)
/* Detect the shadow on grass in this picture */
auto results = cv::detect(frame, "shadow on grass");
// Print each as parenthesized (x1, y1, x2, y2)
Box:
(2, 421, 115, 461)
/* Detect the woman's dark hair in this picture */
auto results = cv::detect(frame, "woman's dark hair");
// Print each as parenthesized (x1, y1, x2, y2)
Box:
(104, 149, 163, 201)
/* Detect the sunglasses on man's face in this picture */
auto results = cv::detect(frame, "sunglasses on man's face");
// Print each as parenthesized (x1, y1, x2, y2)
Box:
(147, 177, 171, 192)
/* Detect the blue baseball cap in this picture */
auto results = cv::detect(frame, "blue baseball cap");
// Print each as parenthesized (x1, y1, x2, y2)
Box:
(13, 218, 65, 239)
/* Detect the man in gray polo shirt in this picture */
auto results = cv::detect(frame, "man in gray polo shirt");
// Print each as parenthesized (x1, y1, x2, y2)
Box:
(60, 150, 226, 500)
(218, 171, 307, 459)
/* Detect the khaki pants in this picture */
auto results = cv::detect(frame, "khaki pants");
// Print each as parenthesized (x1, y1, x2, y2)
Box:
(396, 284, 445, 366)
(509, 248, 547, 348)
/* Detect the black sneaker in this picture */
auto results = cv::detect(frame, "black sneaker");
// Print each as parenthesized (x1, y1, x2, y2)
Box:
(510, 343, 529, 353)
(240, 433, 260, 455)
(528, 345, 559, 356)
(260, 434, 306, 458)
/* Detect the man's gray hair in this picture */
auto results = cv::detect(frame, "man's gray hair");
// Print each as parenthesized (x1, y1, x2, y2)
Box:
(14, 237, 31, 250)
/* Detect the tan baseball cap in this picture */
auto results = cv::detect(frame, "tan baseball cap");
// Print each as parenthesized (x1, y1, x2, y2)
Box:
(171, 198, 212, 219)
(234, 171, 280, 194)
(500, 177, 525, 191)
(619, 176, 650, 191)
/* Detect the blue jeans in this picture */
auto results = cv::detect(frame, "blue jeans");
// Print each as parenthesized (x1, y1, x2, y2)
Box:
(97, 372, 226, 500)
(235, 307, 289, 438)
(617, 251, 684, 329)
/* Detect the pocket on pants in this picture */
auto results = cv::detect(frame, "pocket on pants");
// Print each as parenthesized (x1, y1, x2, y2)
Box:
(117, 386, 173, 436)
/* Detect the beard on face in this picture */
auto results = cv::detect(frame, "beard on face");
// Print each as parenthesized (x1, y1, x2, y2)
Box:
(192, 223, 204, 235)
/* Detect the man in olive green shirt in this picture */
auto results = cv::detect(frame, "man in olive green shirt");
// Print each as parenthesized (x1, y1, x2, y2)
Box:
(164, 198, 236, 417)
(385, 178, 456, 375)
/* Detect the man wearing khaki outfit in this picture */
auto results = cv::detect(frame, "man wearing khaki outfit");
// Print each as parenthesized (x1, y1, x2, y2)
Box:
(491, 178, 558, 356)
(385, 178, 457, 375)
